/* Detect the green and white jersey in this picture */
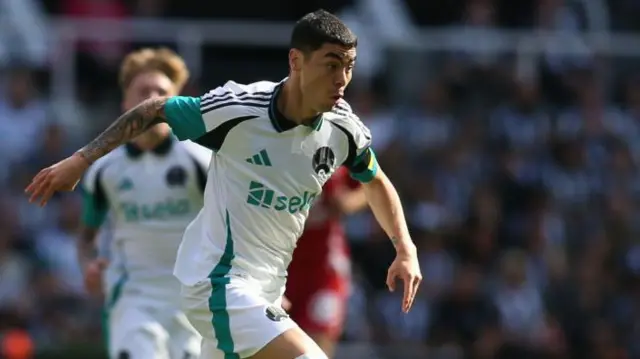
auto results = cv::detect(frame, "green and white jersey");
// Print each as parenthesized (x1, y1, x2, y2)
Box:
(81, 137, 211, 300)
(165, 79, 378, 286)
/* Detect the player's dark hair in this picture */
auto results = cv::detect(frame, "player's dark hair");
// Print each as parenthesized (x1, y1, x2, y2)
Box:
(290, 9, 357, 53)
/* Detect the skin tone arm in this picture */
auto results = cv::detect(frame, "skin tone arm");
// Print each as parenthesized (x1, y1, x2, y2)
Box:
(77, 226, 108, 296)
(78, 97, 169, 164)
(362, 169, 413, 253)
(361, 168, 421, 312)
(25, 97, 171, 205)
(77, 226, 99, 266)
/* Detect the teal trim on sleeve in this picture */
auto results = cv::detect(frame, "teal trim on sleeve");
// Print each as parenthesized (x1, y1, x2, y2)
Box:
(349, 148, 379, 183)
(165, 96, 206, 141)
(81, 190, 108, 228)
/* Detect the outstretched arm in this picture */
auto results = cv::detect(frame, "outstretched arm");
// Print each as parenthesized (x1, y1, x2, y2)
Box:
(78, 97, 168, 164)
(26, 94, 206, 205)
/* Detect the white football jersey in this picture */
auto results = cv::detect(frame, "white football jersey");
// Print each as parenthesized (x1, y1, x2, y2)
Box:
(81, 137, 211, 301)
(164, 79, 378, 286)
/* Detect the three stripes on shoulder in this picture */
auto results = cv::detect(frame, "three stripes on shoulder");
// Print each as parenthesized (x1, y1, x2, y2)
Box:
(200, 89, 273, 114)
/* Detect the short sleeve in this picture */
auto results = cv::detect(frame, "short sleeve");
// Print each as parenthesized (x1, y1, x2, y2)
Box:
(164, 96, 206, 141)
(340, 116, 378, 183)
(165, 85, 261, 146)
(347, 147, 379, 183)
(81, 165, 109, 228)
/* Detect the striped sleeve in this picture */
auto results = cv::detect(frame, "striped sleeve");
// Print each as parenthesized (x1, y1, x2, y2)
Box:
(331, 100, 378, 183)
(164, 85, 271, 142)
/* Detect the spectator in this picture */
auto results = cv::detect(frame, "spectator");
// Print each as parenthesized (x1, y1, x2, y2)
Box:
(0, 68, 49, 179)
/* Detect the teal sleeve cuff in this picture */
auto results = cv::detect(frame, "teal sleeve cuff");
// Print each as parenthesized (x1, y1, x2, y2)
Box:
(349, 148, 378, 183)
(165, 96, 206, 141)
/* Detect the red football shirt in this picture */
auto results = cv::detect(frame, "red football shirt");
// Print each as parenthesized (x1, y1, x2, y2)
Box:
(288, 167, 359, 279)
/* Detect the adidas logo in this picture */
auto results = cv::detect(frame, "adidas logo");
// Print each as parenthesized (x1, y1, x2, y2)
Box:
(246, 149, 272, 167)
(118, 178, 134, 191)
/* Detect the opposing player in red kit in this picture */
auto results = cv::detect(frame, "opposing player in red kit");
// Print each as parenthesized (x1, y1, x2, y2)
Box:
(284, 167, 367, 358)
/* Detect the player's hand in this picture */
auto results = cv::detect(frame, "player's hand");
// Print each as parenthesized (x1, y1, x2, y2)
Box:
(83, 258, 108, 297)
(386, 248, 422, 313)
(25, 154, 89, 206)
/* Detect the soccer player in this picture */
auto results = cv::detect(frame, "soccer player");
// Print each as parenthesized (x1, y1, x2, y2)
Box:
(77, 48, 207, 359)
(26, 10, 422, 359)
(285, 166, 367, 358)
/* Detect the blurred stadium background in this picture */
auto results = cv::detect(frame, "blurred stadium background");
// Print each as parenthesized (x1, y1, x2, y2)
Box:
(2, 0, 640, 358)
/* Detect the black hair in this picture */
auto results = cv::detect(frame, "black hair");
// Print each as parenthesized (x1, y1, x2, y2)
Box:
(290, 9, 357, 53)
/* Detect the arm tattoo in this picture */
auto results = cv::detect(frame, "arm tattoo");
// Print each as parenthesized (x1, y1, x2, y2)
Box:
(78, 97, 168, 164)
(390, 237, 398, 248)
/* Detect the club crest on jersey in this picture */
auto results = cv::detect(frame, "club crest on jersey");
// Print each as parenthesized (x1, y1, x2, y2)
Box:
(265, 305, 289, 322)
(312, 146, 336, 178)
(166, 166, 187, 186)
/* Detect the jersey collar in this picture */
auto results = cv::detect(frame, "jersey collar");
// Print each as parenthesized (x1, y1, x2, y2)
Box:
(125, 135, 174, 158)
(268, 82, 323, 133)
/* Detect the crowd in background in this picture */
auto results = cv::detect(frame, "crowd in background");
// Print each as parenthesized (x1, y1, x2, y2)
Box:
(2, 0, 640, 358)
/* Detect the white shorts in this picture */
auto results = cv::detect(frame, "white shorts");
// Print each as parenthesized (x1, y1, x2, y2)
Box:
(181, 274, 296, 358)
(106, 295, 202, 359)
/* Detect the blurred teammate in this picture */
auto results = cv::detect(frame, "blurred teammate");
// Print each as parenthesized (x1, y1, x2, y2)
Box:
(26, 10, 422, 359)
(285, 167, 367, 357)
(77, 48, 207, 359)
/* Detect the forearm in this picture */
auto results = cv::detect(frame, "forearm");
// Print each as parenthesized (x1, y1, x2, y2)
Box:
(77, 226, 99, 267)
(362, 170, 415, 254)
(77, 97, 169, 164)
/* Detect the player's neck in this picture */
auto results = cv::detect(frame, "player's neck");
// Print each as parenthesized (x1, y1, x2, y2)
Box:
(132, 124, 171, 150)
(279, 80, 319, 125)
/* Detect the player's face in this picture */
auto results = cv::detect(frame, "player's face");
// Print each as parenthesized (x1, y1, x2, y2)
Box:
(299, 43, 356, 112)
(122, 71, 177, 111)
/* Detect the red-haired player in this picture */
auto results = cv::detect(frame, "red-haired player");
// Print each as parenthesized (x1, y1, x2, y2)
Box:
(284, 167, 367, 358)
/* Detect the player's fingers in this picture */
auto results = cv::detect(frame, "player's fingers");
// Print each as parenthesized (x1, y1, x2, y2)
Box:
(25, 172, 46, 197)
(39, 182, 56, 207)
(405, 275, 422, 313)
(386, 269, 396, 292)
(28, 176, 50, 203)
(411, 275, 422, 301)
(402, 274, 414, 312)
(26, 170, 47, 192)
(26, 169, 51, 193)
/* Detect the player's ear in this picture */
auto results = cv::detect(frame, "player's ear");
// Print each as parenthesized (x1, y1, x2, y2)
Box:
(289, 49, 303, 72)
